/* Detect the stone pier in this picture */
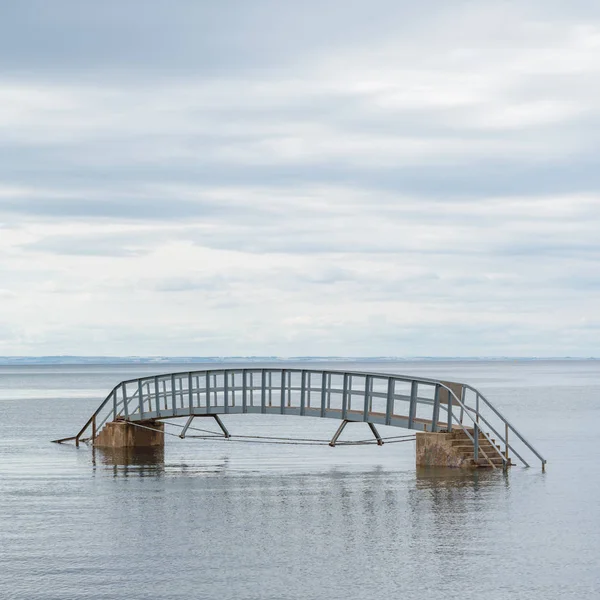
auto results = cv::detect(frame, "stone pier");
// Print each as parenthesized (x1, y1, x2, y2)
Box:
(93, 420, 164, 449)
(415, 431, 474, 468)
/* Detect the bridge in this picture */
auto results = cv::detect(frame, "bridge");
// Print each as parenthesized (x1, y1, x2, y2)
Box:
(53, 367, 547, 471)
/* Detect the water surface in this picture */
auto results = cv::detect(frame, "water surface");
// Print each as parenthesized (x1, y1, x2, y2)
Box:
(1, 360, 599, 599)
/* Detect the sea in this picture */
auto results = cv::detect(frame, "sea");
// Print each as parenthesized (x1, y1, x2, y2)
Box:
(0, 359, 599, 600)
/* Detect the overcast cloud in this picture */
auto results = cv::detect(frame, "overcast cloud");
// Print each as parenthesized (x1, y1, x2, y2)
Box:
(1, 0, 599, 356)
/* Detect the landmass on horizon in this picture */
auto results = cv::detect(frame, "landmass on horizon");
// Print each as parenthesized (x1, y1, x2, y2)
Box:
(0, 356, 595, 365)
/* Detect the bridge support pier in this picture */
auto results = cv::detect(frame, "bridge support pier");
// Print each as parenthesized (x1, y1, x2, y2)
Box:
(93, 420, 164, 449)
(416, 432, 473, 468)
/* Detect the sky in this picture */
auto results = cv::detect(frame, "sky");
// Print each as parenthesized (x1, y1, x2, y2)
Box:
(1, 0, 599, 357)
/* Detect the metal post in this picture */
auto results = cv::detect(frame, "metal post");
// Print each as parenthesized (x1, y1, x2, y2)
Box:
(242, 370, 248, 413)
(92, 415, 96, 443)
(268, 371, 272, 406)
(188, 373, 193, 412)
(447, 388, 453, 432)
(113, 388, 118, 420)
(342, 373, 349, 419)
(300, 370, 307, 415)
(161, 380, 167, 411)
(231, 372, 236, 407)
(206, 371, 211, 410)
(474, 422, 479, 462)
(261, 370, 267, 413)
(432, 385, 440, 432)
(171, 374, 176, 413)
(320, 372, 327, 417)
(155, 376, 161, 417)
(408, 381, 417, 429)
(363, 376, 371, 421)
(123, 383, 130, 418)
(213, 415, 230, 438)
(367, 422, 384, 446)
(327, 373, 332, 409)
(329, 419, 349, 447)
(224, 371, 229, 414)
(505, 422, 509, 462)
(137, 380, 143, 416)
(385, 378, 394, 425)
(347, 375, 352, 412)
(280, 370, 286, 414)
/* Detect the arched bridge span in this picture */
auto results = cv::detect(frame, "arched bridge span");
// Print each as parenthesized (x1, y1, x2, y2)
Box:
(53, 367, 546, 469)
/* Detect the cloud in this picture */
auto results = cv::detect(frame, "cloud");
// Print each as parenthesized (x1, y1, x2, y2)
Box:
(0, 1, 599, 356)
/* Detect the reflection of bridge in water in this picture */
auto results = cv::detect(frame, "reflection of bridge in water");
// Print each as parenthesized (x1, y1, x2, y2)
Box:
(54, 368, 546, 471)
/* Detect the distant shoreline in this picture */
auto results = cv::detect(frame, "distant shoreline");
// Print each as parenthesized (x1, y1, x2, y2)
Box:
(0, 356, 596, 365)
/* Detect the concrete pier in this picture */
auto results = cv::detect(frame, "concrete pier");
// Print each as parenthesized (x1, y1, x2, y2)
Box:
(416, 432, 474, 468)
(93, 420, 164, 449)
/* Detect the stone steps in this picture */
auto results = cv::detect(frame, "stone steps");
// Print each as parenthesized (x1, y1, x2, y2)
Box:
(449, 430, 508, 469)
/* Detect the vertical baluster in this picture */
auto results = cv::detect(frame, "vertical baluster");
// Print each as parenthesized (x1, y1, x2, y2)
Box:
(348, 375, 353, 412)
(320, 372, 327, 417)
(154, 376, 161, 417)
(242, 370, 248, 413)
(408, 381, 417, 429)
(135, 380, 142, 418)
(342, 373, 349, 420)
(206, 371, 211, 411)
(231, 372, 236, 407)
(432, 385, 440, 432)
(188, 373, 193, 413)
(268, 371, 272, 407)
(300, 370, 307, 415)
(385, 378, 395, 426)
(363, 375, 371, 421)
(113, 385, 119, 420)
(170, 374, 176, 413)
(447, 388, 453, 432)
(224, 371, 229, 414)
(261, 370, 267, 413)
(280, 370, 286, 414)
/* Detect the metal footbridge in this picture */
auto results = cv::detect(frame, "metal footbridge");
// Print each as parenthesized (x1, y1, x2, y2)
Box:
(54, 367, 546, 470)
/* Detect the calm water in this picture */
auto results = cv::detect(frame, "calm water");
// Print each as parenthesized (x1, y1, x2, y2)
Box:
(1, 360, 599, 600)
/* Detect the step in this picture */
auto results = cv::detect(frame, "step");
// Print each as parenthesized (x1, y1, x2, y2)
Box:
(453, 431, 494, 441)
(459, 450, 506, 460)
(451, 441, 501, 451)
(472, 457, 510, 468)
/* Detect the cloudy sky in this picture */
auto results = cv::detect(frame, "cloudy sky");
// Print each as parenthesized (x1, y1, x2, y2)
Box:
(1, 1, 599, 357)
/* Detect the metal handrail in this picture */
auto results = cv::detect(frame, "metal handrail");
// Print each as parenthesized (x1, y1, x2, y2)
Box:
(464, 385, 546, 468)
(440, 388, 506, 469)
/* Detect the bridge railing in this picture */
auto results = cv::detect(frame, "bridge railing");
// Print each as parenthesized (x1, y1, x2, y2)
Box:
(55, 368, 545, 469)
